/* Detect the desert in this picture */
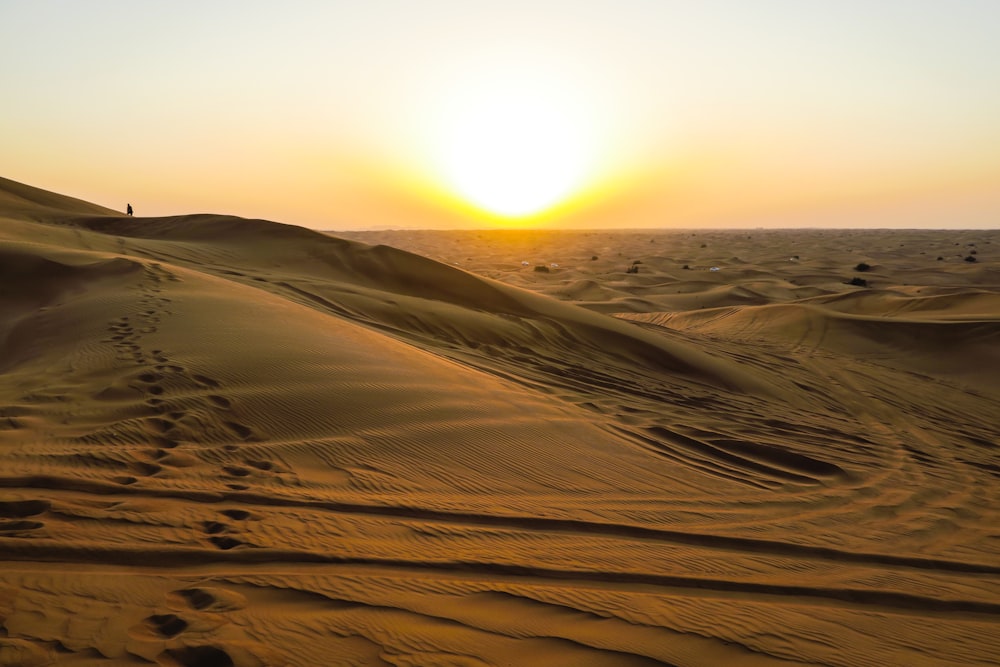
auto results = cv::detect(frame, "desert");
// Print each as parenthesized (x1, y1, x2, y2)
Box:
(1, 175, 999, 666)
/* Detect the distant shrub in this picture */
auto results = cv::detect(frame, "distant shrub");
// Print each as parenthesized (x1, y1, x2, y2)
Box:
(626, 265, 639, 274)
(533, 265, 550, 273)
(700, 243, 707, 248)
(937, 256, 944, 261)
(591, 255, 598, 261)
(964, 255, 977, 263)
(682, 264, 691, 270)
(846, 276, 869, 287)
(632, 260, 642, 265)
(854, 262, 871, 272)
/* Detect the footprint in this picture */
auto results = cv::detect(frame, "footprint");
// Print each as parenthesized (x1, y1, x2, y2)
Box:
(0, 520, 44, 532)
(192, 375, 220, 388)
(166, 586, 247, 612)
(151, 436, 179, 449)
(162, 645, 234, 667)
(207, 395, 231, 409)
(220, 509, 252, 521)
(246, 460, 273, 471)
(168, 587, 247, 612)
(0, 499, 50, 518)
(112, 476, 138, 485)
(202, 521, 227, 535)
(222, 465, 250, 477)
(130, 461, 163, 477)
(224, 422, 253, 440)
(145, 613, 188, 638)
(144, 417, 173, 433)
(208, 536, 243, 550)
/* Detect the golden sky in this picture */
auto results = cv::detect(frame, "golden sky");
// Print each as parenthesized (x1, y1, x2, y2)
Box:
(3, 1, 999, 229)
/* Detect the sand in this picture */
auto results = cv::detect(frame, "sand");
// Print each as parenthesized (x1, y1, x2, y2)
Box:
(1, 175, 998, 666)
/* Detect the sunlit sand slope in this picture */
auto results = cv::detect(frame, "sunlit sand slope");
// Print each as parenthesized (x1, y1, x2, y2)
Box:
(1, 178, 998, 666)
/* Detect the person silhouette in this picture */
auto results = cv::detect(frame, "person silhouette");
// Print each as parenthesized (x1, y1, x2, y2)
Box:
(126, 203, 133, 216)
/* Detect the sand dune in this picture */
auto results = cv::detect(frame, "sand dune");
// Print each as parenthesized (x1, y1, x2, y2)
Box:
(1, 177, 998, 666)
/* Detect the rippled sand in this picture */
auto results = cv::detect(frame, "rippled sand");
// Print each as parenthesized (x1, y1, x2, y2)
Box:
(2, 176, 998, 666)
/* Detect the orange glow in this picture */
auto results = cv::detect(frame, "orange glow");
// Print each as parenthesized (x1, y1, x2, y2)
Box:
(3, 3, 999, 229)
(422, 63, 610, 226)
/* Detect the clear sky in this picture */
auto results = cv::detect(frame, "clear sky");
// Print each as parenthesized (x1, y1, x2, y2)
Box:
(3, 0, 999, 229)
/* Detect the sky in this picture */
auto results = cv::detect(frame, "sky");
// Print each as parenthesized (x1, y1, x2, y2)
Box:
(2, 0, 999, 230)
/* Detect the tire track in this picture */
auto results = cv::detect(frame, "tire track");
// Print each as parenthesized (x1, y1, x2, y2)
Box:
(0, 474, 995, 577)
(1, 539, 997, 618)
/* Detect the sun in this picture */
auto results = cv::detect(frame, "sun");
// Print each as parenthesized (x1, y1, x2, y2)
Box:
(433, 80, 595, 220)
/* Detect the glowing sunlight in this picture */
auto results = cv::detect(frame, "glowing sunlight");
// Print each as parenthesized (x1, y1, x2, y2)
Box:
(433, 78, 597, 221)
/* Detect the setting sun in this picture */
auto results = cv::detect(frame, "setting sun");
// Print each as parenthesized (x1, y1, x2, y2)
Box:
(432, 77, 597, 221)
(3, 2, 1000, 663)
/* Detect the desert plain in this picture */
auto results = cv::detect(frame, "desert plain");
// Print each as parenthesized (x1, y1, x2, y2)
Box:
(1, 175, 999, 666)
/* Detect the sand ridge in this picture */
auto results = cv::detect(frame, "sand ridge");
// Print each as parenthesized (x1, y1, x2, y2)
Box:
(1, 177, 998, 665)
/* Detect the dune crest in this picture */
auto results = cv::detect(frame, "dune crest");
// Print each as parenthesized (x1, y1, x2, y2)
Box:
(1, 178, 998, 665)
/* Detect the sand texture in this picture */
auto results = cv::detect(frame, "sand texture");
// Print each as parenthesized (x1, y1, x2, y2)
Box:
(1, 176, 999, 666)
